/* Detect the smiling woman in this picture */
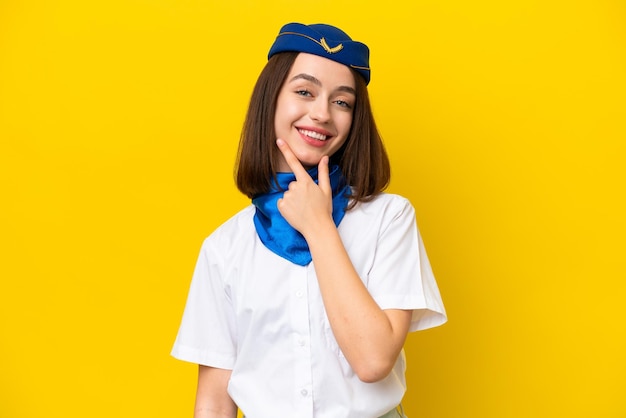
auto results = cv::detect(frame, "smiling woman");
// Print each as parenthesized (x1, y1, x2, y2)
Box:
(170, 22, 446, 418)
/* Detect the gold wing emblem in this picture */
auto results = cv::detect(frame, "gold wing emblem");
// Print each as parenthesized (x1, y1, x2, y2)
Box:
(320, 37, 344, 54)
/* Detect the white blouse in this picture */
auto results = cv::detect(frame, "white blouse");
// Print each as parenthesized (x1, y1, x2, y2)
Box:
(172, 193, 447, 418)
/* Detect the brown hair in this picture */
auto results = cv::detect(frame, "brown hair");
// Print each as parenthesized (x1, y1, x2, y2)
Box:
(235, 52, 390, 208)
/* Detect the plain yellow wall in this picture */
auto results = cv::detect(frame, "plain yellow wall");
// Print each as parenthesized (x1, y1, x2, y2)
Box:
(1, 0, 625, 417)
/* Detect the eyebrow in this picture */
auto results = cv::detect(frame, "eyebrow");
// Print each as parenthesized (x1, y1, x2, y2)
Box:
(289, 73, 356, 96)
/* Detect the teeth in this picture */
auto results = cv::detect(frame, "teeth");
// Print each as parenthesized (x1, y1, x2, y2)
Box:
(299, 129, 328, 141)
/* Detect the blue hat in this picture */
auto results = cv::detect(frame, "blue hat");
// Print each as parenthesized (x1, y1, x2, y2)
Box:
(268, 22, 371, 85)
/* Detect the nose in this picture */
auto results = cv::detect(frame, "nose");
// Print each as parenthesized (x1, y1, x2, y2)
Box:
(309, 98, 331, 123)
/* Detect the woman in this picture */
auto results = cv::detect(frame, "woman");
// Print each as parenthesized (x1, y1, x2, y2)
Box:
(172, 22, 447, 418)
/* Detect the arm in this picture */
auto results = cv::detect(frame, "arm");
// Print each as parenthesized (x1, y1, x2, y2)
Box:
(306, 219, 412, 383)
(194, 365, 237, 418)
(276, 139, 412, 383)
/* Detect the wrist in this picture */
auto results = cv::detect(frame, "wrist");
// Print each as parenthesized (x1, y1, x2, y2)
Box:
(302, 216, 339, 245)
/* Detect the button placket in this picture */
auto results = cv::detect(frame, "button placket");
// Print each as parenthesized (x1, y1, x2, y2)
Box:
(291, 267, 313, 417)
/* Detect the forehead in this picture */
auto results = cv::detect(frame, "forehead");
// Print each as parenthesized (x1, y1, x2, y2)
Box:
(287, 53, 356, 88)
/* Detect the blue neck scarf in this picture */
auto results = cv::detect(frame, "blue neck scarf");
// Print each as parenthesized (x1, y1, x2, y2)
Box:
(252, 165, 351, 266)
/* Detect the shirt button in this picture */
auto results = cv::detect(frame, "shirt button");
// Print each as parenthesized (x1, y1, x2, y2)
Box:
(298, 338, 305, 346)
(300, 389, 308, 397)
(295, 291, 303, 298)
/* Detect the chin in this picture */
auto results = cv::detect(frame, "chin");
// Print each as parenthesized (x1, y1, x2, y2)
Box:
(293, 152, 322, 169)
(303, 157, 324, 169)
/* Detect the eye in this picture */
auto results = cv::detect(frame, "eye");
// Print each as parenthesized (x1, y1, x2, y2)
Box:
(295, 89, 312, 97)
(334, 99, 352, 109)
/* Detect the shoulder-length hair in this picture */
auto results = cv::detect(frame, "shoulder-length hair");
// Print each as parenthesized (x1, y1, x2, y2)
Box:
(235, 52, 390, 208)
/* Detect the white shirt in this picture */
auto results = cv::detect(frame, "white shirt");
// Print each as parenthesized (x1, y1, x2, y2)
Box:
(172, 193, 447, 418)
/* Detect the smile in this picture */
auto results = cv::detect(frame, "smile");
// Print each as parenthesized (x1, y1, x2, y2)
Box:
(298, 128, 329, 141)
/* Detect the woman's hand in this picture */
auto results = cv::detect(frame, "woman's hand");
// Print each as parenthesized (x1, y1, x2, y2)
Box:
(275, 138, 334, 238)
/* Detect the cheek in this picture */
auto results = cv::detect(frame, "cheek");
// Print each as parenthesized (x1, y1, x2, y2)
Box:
(275, 98, 301, 126)
(338, 113, 354, 135)
(274, 102, 290, 131)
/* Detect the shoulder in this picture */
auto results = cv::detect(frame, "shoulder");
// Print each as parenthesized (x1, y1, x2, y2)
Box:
(200, 205, 256, 254)
(341, 193, 417, 236)
(363, 192, 412, 207)
(350, 193, 415, 220)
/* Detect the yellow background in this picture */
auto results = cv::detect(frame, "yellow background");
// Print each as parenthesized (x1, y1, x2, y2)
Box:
(1, 0, 625, 417)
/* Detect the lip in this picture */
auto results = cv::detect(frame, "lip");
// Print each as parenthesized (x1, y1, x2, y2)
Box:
(296, 126, 334, 148)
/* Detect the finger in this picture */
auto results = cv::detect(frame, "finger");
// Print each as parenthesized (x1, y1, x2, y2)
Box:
(317, 155, 331, 195)
(276, 197, 285, 215)
(276, 139, 309, 181)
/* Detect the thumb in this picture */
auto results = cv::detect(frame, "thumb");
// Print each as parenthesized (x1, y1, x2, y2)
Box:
(318, 156, 331, 195)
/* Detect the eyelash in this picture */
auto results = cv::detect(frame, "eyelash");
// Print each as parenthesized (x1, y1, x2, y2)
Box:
(294, 90, 353, 109)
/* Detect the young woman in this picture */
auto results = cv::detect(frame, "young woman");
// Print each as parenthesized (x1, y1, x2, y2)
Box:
(172, 22, 447, 418)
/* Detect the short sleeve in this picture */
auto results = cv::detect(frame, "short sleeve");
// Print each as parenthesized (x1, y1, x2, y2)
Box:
(171, 238, 237, 368)
(367, 197, 447, 332)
